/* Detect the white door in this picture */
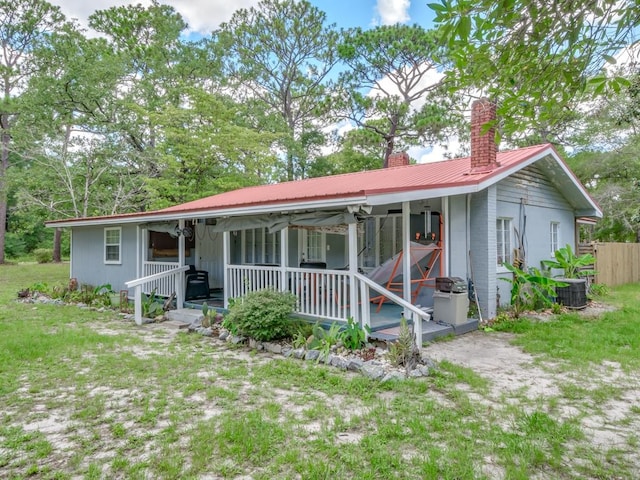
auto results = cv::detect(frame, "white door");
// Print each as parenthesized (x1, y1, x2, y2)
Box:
(195, 224, 224, 288)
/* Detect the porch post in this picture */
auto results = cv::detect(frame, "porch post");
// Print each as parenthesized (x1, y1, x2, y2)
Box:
(443, 196, 450, 275)
(280, 227, 288, 291)
(402, 201, 411, 318)
(176, 219, 185, 309)
(223, 230, 231, 309)
(348, 222, 360, 324)
(136, 225, 141, 279)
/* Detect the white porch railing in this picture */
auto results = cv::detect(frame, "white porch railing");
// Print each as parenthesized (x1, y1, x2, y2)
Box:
(226, 265, 431, 341)
(142, 261, 179, 296)
(226, 265, 352, 322)
(353, 272, 430, 344)
(126, 265, 190, 326)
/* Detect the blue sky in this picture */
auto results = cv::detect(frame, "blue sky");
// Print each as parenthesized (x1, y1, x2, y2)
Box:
(52, 0, 436, 33)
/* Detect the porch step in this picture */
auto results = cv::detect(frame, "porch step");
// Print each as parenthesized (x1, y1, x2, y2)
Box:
(370, 319, 479, 343)
(165, 308, 204, 325)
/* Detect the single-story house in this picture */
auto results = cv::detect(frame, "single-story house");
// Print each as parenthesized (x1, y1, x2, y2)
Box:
(46, 99, 602, 339)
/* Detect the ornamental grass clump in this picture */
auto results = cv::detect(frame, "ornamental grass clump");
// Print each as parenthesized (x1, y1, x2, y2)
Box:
(225, 288, 297, 342)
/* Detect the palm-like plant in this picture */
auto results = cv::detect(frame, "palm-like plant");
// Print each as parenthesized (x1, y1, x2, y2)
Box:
(542, 244, 596, 278)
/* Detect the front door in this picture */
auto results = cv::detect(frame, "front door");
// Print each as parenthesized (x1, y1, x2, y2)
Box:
(195, 224, 224, 288)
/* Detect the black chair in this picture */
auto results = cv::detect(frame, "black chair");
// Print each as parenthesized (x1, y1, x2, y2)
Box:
(185, 266, 210, 301)
(299, 261, 327, 269)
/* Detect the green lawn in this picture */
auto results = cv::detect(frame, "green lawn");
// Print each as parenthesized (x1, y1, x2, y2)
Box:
(1, 263, 639, 479)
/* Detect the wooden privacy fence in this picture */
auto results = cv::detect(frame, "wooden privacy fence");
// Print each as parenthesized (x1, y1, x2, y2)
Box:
(580, 243, 640, 286)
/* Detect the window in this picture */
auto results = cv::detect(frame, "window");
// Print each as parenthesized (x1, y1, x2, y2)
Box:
(550, 222, 560, 253)
(305, 230, 324, 262)
(104, 227, 121, 264)
(242, 228, 280, 265)
(496, 218, 512, 265)
(359, 215, 404, 269)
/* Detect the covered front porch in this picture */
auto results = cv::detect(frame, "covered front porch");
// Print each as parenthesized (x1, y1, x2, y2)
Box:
(126, 197, 477, 342)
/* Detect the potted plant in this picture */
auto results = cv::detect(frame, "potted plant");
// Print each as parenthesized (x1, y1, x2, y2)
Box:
(542, 244, 596, 309)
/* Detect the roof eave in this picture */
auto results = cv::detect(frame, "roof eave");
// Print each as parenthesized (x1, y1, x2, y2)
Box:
(45, 195, 369, 228)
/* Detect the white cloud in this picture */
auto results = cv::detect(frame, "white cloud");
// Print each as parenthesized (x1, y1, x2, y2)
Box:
(375, 0, 410, 25)
(51, 0, 260, 34)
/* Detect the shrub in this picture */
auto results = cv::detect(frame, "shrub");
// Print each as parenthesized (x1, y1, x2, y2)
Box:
(4, 233, 27, 258)
(225, 288, 297, 342)
(387, 315, 418, 368)
(338, 317, 370, 351)
(33, 248, 53, 264)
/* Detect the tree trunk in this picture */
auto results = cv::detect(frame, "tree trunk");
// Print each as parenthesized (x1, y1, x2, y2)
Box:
(0, 125, 9, 265)
(382, 113, 399, 168)
(53, 228, 62, 263)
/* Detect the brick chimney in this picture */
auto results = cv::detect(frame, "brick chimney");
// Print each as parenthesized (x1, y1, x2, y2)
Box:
(470, 98, 499, 173)
(387, 151, 410, 168)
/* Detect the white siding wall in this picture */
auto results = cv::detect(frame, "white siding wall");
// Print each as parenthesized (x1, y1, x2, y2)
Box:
(448, 195, 468, 279)
(470, 186, 498, 319)
(71, 224, 139, 292)
(496, 164, 576, 306)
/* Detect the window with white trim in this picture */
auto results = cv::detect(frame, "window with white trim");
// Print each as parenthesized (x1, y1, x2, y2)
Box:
(550, 222, 560, 254)
(104, 227, 122, 264)
(242, 228, 280, 265)
(496, 218, 512, 266)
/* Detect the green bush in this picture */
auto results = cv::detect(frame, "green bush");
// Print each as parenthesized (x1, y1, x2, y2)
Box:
(33, 248, 53, 264)
(4, 233, 27, 258)
(225, 289, 297, 342)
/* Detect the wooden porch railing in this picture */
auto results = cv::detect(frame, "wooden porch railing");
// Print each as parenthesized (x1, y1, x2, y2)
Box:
(126, 265, 190, 326)
(226, 264, 431, 342)
(353, 272, 430, 345)
(226, 265, 351, 322)
(142, 261, 179, 296)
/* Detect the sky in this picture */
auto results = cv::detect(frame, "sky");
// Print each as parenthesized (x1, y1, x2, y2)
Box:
(50, 0, 436, 33)
(48, 0, 444, 162)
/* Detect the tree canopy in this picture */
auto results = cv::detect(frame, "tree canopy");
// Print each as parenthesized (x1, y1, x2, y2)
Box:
(2, 0, 640, 261)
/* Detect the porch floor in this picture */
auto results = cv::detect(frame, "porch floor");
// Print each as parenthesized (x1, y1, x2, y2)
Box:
(183, 295, 478, 344)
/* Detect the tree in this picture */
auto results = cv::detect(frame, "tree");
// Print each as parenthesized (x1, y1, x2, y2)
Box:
(0, 0, 66, 263)
(429, 0, 640, 140)
(336, 24, 463, 166)
(566, 73, 640, 242)
(217, 0, 339, 180)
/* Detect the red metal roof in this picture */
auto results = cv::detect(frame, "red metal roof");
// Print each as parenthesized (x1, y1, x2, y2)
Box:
(160, 144, 552, 214)
(47, 144, 565, 226)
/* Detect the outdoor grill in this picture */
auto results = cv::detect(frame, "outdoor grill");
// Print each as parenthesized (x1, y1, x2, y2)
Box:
(435, 276, 467, 294)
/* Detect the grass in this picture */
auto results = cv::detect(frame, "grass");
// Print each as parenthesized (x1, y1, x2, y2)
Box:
(492, 307, 640, 371)
(1, 263, 639, 479)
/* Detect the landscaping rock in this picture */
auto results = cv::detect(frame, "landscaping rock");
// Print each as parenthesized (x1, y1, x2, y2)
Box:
(408, 368, 425, 378)
(281, 346, 292, 357)
(381, 371, 405, 383)
(291, 348, 305, 359)
(361, 361, 385, 381)
(347, 358, 364, 372)
(219, 330, 229, 341)
(230, 335, 246, 345)
(417, 364, 433, 377)
(264, 342, 282, 354)
(305, 350, 320, 362)
(330, 356, 349, 370)
(200, 327, 213, 337)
